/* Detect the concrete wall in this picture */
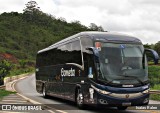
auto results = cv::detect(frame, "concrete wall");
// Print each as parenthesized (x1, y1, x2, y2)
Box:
(4, 73, 30, 85)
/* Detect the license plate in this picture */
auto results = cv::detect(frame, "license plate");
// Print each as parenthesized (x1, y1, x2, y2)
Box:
(122, 102, 131, 106)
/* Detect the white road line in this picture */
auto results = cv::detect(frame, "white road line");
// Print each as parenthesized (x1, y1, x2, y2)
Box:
(12, 75, 68, 113)
(17, 93, 42, 104)
(56, 110, 68, 113)
(48, 110, 55, 113)
(12, 76, 29, 92)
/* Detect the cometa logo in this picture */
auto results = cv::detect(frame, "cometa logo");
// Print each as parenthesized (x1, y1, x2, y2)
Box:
(126, 94, 129, 98)
(61, 68, 75, 77)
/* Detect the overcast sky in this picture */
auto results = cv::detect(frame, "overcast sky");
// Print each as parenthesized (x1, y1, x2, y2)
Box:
(0, 0, 160, 44)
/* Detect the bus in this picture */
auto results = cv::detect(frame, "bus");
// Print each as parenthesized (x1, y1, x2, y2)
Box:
(36, 31, 159, 110)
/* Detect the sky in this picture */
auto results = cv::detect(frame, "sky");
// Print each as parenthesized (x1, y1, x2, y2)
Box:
(0, 0, 160, 44)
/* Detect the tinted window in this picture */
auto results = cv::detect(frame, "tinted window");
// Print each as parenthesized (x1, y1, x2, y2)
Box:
(81, 37, 93, 53)
(36, 39, 82, 67)
(57, 43, 72, 64)
(71, 40, 82, 65)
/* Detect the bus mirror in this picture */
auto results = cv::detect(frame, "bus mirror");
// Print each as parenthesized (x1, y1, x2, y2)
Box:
(86, 47, 99, 62)
(145, 48, 159, 64)
(86, 47, 92, 52)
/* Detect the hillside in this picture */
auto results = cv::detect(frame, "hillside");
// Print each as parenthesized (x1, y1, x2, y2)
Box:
(0, 0, 159, 62)
(0, 11, 99, 61)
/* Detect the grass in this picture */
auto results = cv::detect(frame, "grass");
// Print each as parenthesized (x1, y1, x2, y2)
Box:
(7, 67, 35, 77)
(150, 94, 160, 101)
(151, 84, 160, 90)
(148, 65, 160, 90)
(0, 89, 16, 100)
(148, 65, 160, 101)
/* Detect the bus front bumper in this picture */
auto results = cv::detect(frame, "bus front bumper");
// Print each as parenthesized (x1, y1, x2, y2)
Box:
(97, 92, 149, 107)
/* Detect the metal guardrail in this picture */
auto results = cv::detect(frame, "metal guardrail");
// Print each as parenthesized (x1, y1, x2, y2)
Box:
(150, 90, 160, 94)
(0, 85, 5, 89)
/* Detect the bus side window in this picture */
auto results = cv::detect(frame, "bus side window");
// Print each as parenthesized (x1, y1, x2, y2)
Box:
(71, 40, 82, 65)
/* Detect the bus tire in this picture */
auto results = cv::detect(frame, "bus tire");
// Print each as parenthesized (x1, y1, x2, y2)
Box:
(117, 106, 127, 110)
(42, 84, 48, 98)
(76, 89, 84, 109)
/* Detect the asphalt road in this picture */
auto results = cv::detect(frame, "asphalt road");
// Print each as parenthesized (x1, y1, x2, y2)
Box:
(15, 74, 159, 113)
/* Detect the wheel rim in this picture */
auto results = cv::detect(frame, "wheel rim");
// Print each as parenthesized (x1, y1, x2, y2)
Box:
(77, 93, 83, 105)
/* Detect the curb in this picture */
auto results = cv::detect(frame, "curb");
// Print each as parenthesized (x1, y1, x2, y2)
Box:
(10, 74, 45, 104)
(4, 73, 30, 86)
(5, 73, 32, 91)
(12, 80, 42, 104)
(11, 75, 67, 113)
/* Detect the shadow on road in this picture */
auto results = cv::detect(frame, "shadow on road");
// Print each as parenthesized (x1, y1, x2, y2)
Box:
(38, 95, 139, 113)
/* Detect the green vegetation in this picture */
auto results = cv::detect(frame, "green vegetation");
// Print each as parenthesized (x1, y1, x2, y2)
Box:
(0, 1, 103, 82)
(148, 65, 160, 101)
(8, 60, 35, 77)
(150, 94, 160, 101)
(148, 65, 160, 89)
(0, 59, 34, 85)
(0, 60, 12, 84)
(0, 89, 16, 100)
(0, 1, 103, 60)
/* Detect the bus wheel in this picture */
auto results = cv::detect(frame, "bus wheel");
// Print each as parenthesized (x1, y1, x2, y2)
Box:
(76, 89, 84, 109)
(117, 106, 127, 110)
(42, 85, 48, 98)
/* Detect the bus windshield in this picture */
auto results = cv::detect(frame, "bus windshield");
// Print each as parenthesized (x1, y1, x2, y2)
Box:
(97, 42, 148, 85)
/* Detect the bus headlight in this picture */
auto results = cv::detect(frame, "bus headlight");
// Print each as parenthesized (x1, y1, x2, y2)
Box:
(142, 89, 149, 94)
(99, 89, 110, 95)
(91, 85, 110, 95)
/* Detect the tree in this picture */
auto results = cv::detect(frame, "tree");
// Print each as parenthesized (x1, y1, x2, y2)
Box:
(0, 60, 12, 85)
(57, 17, 67, 23)
(97, 26, 104, 31)
(89, 23, 104, 31)
(23, 1, 41, 14)
(89, 23, 98, 31)
(70, 20, 89, 33)
(23, 0, 42, 21)
(154, 41, 160, 56)
(144, 43, 152, 49)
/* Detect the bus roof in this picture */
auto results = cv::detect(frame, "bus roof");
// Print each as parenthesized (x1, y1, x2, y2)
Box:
(38, 31, 142, 53)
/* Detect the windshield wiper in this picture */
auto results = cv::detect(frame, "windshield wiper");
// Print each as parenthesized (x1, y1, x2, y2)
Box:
(119, 75, 144, 85)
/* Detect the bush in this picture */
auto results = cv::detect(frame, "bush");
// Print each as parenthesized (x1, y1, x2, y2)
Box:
(148, 65, 160, 89)
(150, 94, 160, 101)
(0, 60, 13, 85)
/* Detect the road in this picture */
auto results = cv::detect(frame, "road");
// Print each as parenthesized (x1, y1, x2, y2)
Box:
(15, 74, 159, 113)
